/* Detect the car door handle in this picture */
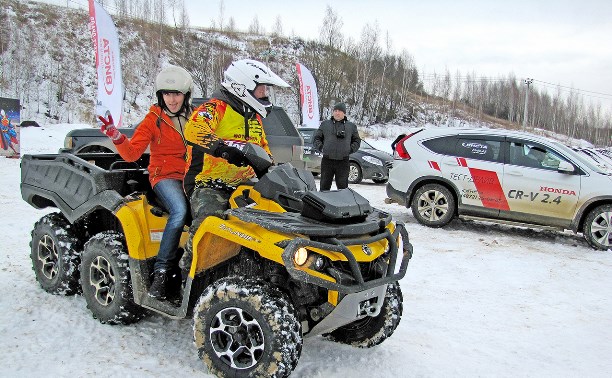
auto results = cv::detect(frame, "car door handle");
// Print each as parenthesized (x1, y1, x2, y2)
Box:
(506, 170, 524, 176)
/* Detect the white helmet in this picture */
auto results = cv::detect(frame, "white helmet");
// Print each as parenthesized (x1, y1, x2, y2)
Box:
(155, 65, 194, 111)
(221, 59, 289, 117)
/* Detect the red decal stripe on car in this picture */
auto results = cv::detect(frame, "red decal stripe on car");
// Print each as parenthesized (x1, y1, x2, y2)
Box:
(468, 167, 510, 210)
(457, 157, 467, 167)
(428, 161, 441, 171)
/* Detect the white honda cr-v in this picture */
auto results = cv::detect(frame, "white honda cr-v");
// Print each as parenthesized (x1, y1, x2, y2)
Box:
(386, 127, 612, 250)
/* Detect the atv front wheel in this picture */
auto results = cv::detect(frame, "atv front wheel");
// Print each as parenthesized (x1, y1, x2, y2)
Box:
(30, 212, 84, 295)
(326, 282, 403, 348)
(80, 232, 145, 324)
(193, 276, 302, 378)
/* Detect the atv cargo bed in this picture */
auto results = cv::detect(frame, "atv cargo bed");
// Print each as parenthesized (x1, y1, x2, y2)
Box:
(20, 153, 150, 223)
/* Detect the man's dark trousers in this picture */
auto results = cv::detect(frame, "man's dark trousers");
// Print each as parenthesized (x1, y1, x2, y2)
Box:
(319, 156, 350, 191)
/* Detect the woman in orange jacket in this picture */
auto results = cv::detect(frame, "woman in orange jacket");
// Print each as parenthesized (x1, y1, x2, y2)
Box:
(98, 65, 193, 300)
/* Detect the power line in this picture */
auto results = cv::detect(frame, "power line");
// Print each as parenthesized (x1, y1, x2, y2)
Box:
(420, 72, 612, 104)
(532, 79, 612, 98)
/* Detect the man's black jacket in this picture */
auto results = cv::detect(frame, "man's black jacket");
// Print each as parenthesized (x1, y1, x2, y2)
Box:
(313, 116, 360, 160)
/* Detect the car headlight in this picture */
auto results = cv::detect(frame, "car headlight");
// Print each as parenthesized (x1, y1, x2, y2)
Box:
(362, 156, 383, 166)
(64, 136, 74, 149)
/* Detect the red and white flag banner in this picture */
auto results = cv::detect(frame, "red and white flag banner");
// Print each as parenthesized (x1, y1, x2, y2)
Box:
(296, 63, 320, 128)
(88, 0, 123, 127)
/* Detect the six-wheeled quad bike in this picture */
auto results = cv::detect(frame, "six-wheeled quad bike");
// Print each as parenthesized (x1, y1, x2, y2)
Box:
(20, 144, 412, 377)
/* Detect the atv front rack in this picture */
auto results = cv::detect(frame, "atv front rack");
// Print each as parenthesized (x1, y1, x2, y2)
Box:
(227, 207, 392, 237)
(276, 222, 412, 294)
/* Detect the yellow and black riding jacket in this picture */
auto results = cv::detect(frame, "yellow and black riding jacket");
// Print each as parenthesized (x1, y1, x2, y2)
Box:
(183, 90, 272, 196)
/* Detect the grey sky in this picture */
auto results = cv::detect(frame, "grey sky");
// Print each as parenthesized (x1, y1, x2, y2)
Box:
(191, 0, 612, 111)
(36, 0, 612, 111)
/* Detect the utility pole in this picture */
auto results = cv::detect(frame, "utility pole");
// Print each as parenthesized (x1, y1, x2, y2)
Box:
(523, 78, 533, 130)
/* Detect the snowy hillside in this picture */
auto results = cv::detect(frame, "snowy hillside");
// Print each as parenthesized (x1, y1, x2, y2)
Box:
(1, 124, 611, 377)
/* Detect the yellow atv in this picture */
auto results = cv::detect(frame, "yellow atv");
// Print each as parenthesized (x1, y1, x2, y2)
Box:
(21, 145, 412, 377)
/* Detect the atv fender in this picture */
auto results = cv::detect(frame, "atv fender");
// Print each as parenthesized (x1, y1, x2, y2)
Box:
(188, 216, 292, 277)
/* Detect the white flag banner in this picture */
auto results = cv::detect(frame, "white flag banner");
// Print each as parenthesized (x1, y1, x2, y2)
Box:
(89, 0, 123, 127)
(296, 63, 320, 128)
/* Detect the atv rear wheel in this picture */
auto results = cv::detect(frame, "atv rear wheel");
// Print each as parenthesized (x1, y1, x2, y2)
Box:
(30, 212, 84, 295)
(193, 276, 302, 377)
(80, 232, 145, 324)
(326, 282, 403, 348)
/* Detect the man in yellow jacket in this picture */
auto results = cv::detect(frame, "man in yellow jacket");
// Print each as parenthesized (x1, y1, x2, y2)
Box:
(182, 59, 289, 260)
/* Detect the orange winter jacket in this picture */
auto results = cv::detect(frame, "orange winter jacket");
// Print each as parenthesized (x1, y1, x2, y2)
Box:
(115, 104, 189, 188)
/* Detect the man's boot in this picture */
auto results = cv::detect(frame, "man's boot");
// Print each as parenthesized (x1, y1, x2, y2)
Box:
(149, 270, 168, 300)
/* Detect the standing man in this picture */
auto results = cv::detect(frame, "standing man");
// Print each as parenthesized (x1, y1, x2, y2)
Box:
(182, 59, 289, 265)
(313, 102, 361, 191)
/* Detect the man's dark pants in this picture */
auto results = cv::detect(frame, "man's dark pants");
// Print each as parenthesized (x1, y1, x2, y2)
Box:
(319, 156, 350, 191)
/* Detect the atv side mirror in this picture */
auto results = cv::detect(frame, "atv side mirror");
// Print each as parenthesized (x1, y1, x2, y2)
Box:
(243, 143, 273, 178)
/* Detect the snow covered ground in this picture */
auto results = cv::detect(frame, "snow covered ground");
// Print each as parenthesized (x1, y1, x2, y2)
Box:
(1, 124, 611, 377)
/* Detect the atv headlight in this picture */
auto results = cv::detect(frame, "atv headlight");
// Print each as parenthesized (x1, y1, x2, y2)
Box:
(293, 247, 308, 266)
(362, 156, 383, 166)
(312, 255, 326, 270)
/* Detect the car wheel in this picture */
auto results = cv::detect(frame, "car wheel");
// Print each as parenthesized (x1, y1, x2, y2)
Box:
(348, 162, 363, 184)
(411, 183, 456, 227)
(193, 276, 302, 378)
(372, 178, 388, 184)
(30, 213, 84, 295)
(80, 231, 146, 324)
(583, 204, 612, 250)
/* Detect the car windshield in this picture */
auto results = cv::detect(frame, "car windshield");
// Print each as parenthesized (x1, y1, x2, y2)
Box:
(298, 129, 315, 144)
(360, 140, 374, 150)
(574, 149, 612, 173)
(552, 141, 609, 174)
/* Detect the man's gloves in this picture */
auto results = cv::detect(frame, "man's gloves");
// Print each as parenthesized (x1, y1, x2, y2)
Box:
(98, 114, 125, 144)
(214, 144, 248, 167)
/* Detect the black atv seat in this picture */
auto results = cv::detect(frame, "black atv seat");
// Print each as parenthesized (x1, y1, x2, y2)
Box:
(253, 164, 317, 212)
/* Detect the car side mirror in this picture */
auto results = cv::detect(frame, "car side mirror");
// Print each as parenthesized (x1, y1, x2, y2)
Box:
(557, 160, 575, 173)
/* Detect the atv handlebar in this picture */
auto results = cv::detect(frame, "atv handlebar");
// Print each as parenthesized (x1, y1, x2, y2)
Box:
(242, 143, 274, 179)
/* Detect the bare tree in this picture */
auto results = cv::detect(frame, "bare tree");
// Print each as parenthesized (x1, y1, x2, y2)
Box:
(114, 0, 128, 17)
(272, 15, 283, 37)
(226, 17, 236, 33)
(218, 0, 225, 31)
(178, 0, 189, 30)
(354, 22, 381, 121)
(248, 15, 261, 34)
(319, 5, 343, 48)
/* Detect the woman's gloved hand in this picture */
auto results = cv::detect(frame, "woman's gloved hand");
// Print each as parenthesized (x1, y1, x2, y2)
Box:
(98, 114, 125, 144)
